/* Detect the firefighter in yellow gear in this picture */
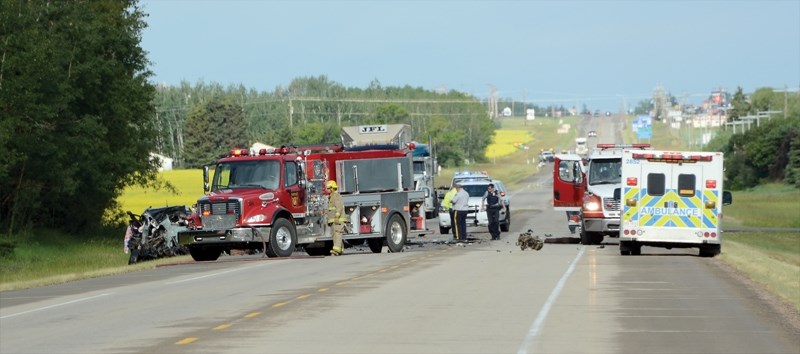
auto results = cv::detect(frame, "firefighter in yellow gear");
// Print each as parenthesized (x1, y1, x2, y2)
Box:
(326, 180, 346, 256)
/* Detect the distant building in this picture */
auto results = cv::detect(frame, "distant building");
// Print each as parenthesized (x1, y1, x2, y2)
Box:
(150, 153, 173, 171)
(502, 107, 512, 117)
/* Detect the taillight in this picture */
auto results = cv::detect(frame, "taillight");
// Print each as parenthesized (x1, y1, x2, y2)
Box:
(706, 180, 717, 188)
(626, 177, 638, 186)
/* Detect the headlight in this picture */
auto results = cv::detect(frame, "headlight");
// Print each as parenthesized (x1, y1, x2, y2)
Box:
(245, 214, 267, 223)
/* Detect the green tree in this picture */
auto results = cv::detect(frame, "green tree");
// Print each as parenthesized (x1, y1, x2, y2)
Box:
(183, 100, 249, 168)
(729, 86, 750, 121)
(0, 0, 156, 233)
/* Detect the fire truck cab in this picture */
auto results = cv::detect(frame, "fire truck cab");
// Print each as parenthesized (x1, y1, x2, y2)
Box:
(178, 141, 428, 261)
(552, 144, 651, 245)
(619, 150, 732, 257)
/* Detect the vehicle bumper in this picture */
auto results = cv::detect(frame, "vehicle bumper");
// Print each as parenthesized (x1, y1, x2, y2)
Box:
(178, 227, 271, 247)
(582, 218, 620, 234)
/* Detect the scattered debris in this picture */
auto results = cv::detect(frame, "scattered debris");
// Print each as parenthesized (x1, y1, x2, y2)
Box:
(516, 229, 544, 251)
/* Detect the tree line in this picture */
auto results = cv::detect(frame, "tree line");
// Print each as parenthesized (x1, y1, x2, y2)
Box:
(0, 1, 496, 234)
(154, 77, 495, 170)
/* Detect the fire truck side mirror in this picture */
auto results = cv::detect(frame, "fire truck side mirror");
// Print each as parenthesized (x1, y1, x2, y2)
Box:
(722, 191, 733, 206)
(203, 165, 210, 193)
(613, 187, 621, 200)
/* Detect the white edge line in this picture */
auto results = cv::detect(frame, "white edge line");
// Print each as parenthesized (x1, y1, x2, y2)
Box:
(517, 246, 586, 354)
(165, 261, 276, 285)
(1, 293, 111, 319)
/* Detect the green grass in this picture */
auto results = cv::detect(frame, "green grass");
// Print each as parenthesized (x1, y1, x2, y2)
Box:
(723, 184, 800, 228)
(0, 229, 191, 291)
(719, 184, 800, 312)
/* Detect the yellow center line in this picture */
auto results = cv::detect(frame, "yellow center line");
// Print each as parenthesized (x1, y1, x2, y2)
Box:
(244, 312, 260, 318)
(272, 302, 288, 308)
(336, 281, 349, 286)
(175, 337, 197, 345)
(318, 288, 330, 292)
(296, 294, 311, 300)
(213, 323, 232, 330)
(390, 265, 399, 269)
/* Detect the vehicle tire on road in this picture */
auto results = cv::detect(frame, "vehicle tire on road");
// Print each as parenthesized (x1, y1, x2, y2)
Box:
(439, 226, 450, 234)
(267, 218, 296, 258)
(367, 238, 383, 253)
(384, 214, 406, 253)
(500, 208, 511, 232)
(304, 241, 333, 256)
(189, 247, 221, 261)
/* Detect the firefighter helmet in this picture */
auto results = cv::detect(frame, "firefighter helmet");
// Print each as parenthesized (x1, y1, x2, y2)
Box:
(326, 180, 338, 190)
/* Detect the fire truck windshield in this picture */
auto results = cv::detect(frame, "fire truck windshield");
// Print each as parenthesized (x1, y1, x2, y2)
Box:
(213, 160, 281, 190)
(588, 159, 622, 185)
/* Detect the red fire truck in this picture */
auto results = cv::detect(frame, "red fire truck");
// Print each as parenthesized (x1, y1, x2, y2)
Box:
(178, 142, 428, 261)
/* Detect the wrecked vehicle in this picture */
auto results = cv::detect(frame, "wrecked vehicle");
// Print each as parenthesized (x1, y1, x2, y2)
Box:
(124, 206, 192, 264)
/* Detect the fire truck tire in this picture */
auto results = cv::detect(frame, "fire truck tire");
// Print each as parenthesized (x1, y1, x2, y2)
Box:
(305, 242, 333, 256)
(384, 214, 407, 253)
(267, 218, 296, 258)
(189, 247, 221, 261)
(581, 230, 603, 245)
(367, 238, 383, 253)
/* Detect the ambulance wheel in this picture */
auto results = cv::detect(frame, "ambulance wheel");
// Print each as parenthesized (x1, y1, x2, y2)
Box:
(384, 214, 407, 253)
(267, 218, 296, 258)
(630, 246, 641, 255)
(367, 238, 383, 253)
(699, 244, 720, 258)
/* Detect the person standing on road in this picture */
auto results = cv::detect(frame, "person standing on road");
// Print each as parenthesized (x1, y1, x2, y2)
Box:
(450, 183, 470, 241)
(442, 186, 457, 235)
(326, 180, 345, 256)
(482, 183, 503, 240)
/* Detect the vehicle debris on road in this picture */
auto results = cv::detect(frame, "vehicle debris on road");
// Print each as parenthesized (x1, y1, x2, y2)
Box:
(516, 229, 544, 251)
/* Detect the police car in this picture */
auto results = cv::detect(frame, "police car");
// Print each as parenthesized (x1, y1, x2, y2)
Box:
(439, 175, 510, 235)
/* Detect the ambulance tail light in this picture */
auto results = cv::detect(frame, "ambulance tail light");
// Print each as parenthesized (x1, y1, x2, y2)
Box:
(626, 177, 638, 186)
(696, 231, 718, 238)
(706, 180, 717, 188)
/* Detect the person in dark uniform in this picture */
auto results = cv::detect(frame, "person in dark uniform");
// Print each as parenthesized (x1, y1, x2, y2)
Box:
(482, 184, 503, 240)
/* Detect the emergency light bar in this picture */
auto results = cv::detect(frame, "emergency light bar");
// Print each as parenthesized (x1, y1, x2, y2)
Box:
(596, 143, 650, 149)
(632, 152, 713, 163)
(229, 148, 250, 157)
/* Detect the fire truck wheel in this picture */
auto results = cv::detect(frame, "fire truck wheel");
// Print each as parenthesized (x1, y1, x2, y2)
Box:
(189, 247, 221, 261)
(267, 218, 296, 258)
(367, 238, 383, 253)
(305, 241, 333, 256)
(384, 214, 407, 253)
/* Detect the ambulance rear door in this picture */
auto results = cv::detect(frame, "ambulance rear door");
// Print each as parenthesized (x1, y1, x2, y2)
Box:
(553, 154, 585, 210)
(627, 160, 706, 243)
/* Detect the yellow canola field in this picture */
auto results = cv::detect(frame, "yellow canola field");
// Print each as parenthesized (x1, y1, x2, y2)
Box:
(485, 129, 534, 158)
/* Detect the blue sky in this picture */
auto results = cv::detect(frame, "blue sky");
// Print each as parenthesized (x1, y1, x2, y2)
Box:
(140, 0, 800, 112)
